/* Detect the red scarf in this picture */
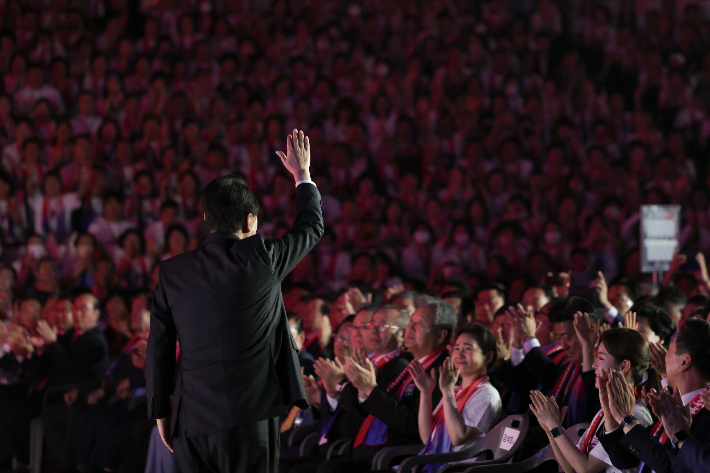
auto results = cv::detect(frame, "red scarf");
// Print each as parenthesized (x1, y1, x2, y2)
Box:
(551, 363, 581, 402)
(353, 347, 446, 448)
(372, 347, 406, 370)
(582, 390, 642, 454)
(431, 375, 489, 429)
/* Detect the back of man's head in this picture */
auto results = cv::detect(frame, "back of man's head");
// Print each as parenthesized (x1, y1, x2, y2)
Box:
(203, 175, 259, 233)
(675, 317, 710, 382)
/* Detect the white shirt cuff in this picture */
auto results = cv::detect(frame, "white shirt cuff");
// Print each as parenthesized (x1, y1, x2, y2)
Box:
(523, 337, 541, 354)
(605, 306, 620, 324)
(0, 343, 10, 357)
(511, 346, 525, 366)
(662, 377, 669, 388)
(326, 393, 340, 411)
(296, 180, 316, 187)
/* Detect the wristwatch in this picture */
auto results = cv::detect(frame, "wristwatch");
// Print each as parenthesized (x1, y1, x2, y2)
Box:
(620, 415, 638, 429)
(672, 430, 691, 446)
(550, 426, 564, 439)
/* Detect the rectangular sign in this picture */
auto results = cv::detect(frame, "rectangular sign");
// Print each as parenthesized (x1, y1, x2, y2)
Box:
(641, 205, 680, 273)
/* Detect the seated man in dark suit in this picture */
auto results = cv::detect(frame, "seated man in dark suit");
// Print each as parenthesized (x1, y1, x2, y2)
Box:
(303, 299, 455, 473)
(286, 305, 413, 473)
(36, 291, 110, 471)
(641, 385, 710, 473)
(496, 297, 602, 427)
(600, 317, 710, 473)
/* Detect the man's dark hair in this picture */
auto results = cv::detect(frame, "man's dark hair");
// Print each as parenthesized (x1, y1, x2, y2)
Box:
(675, 317, 710, 382)
(103, 190, 125, 204)
(476, 282, 506, 303)
(657, 285, 689, 308)
(441, 290, 474, 320)
(160, 199, 179, 212)
(525, 284, 555, 301)
(287, 312, 304, 335)
(549, 296, 601, 324)
(608, 277, 641, 302)
(453, 323, 497, 370)
(630, 303, 676, 348)
(202, 175, 259, 233)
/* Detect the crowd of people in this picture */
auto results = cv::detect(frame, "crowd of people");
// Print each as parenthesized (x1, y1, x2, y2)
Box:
(2, 0, 710, 472)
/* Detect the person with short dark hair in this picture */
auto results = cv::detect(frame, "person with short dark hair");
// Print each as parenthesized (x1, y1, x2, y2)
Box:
(501, 297, 604, 427)
(631, 303, 676, 349)
(594, 273, 641, 326)
(147, 130, 322, 473)
(474, 282, 506, 326)
(600, 318, 710, 473)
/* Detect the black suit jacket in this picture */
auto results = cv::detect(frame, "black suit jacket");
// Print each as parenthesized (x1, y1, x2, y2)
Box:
(43, 326, 109, 391)
(599, 409, 710, 473)
(146, 183, 323, 437)
(671, 437, 710, 473)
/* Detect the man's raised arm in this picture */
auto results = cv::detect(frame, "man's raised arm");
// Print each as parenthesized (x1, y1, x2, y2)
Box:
(266, 129, 324, 280)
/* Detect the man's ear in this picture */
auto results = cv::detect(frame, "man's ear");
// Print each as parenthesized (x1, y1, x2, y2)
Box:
(678, 353, 692, 373)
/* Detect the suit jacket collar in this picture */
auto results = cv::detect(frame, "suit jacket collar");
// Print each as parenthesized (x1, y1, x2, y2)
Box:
(202, 231, 242, 246)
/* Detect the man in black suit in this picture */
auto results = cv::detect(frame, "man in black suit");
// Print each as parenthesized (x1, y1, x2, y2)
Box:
(600, 317, 710, 473)
(39, 291, 110, 471)
(147, 129, 323, 473)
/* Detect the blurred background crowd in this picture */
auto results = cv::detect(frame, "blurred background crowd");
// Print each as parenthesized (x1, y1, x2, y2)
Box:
(2, 0, 710, 472)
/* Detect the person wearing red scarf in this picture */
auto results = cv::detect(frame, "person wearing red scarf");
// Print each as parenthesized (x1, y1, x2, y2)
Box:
(398, 323, 501, 473)
(599, 318, 710, 473)
(531, 327, 657, 473)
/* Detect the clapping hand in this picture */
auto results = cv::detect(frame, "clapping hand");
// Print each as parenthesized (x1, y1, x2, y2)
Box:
(410, 360, 437, 396)
(302, 369, 322, 407)
(495, 325, 513, 361)
(36, 319, 58, 344)
(439, 357, 460, 395)
(624, 311, 638, 330)
(606, 370, 636, 424)
(506, 304, 538, 347)
(530, 391, 567, 431)
(573, 311, 598, 349)
(343, 287, 371, 316)
(314, 358, 346, 398)
(593, 271, 612, 310)
(343, 354, 377, 399)
(649, 341, 667, 378)
(658, 388, 692, 439)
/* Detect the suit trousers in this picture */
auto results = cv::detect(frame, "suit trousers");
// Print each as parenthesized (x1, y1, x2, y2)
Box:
(173, 402, 280, 473)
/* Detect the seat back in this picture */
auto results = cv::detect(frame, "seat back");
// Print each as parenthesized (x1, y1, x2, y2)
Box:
(451, 422, 592, 473)
(470, 414, 530, 463)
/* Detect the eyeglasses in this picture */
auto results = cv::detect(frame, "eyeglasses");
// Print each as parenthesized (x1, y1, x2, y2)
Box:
(335, 334, 351, 342)
(352, 324, 370, 332)
(365, 322, 400, 332)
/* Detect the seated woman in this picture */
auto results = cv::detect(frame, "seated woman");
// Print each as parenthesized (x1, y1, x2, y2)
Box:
(530, 327, 658, 473)
(401, 323, 502, 473)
